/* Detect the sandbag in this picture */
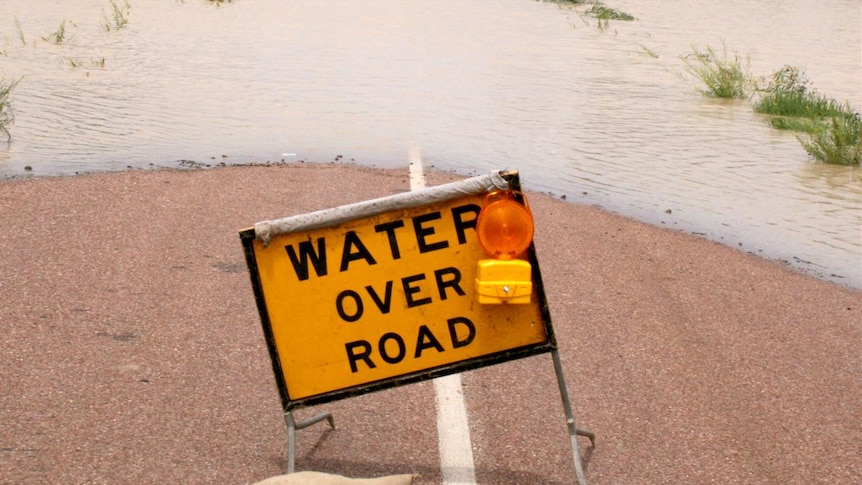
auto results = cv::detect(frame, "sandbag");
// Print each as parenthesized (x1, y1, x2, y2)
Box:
(253, 471, 416, 485)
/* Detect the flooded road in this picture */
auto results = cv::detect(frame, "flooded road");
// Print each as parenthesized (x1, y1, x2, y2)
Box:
(1, 0, 860, 288)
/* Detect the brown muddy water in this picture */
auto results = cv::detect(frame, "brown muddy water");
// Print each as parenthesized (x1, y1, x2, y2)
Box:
(1, 0, 860, 288)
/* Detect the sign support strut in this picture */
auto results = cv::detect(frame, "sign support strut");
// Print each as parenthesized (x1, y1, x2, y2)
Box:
(285, 411, 335, 474)
(552, 348, 595, 485)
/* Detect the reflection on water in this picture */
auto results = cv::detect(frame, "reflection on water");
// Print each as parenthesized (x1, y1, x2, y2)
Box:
(1, 0, 860, 288)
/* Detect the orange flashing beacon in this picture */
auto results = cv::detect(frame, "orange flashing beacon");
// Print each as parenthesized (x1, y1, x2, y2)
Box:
(474, 189, 534, 304)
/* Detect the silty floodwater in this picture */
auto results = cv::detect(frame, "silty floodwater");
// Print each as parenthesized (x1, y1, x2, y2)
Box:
(1, 0, 860, 288)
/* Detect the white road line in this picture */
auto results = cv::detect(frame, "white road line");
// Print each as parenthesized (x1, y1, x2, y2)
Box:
(408, 145, 477, 485)
(433, 375, 477, 484)
(408, 144, 426, 192)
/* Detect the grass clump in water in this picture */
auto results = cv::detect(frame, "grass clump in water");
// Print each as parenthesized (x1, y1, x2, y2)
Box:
(798, 114, 862, 166)
(586, 3, 635, 21)
(1, 78, 20, 142)
(754, 66, 848, 127)
(681, 44, 750, 98)
(754, 65, 860, 166)
(587, 2, 636, 30)
(43, 20, 72, 45)
(68, 57, 107, 69)
(543, 0, 636, 29)
(102, 0, 130, 32)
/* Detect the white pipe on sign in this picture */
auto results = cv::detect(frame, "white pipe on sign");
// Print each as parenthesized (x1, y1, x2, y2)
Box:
(253, 170, 509, 246)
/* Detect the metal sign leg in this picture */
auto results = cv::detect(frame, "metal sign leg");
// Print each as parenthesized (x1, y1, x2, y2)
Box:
(284, 410, 335, 473)
(551, 349, 595, 485)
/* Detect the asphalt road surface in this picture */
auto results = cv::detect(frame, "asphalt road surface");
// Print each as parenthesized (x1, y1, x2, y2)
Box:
(1, 164, 859, 484)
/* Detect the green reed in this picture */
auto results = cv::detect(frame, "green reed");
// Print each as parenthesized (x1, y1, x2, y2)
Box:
(1, 77, 20, 142)
(43, 20, 70, 45)
(14, 17, 26, 46)
(102, 0, 130, 32)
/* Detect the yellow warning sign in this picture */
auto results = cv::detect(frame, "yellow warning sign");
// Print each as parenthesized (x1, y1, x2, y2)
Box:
(241, 178, 554, 408)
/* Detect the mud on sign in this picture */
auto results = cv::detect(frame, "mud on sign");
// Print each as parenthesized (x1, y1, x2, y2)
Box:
(240, 171, 553, 409)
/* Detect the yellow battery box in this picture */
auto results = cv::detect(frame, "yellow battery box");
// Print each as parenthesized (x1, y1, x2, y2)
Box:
(474, 259, 533, 304)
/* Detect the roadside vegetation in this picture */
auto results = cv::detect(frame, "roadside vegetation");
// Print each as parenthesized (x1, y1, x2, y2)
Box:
(682, 45, 860, 166)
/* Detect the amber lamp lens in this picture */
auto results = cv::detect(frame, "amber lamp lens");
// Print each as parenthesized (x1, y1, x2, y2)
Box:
(476, 191, 535, 259)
